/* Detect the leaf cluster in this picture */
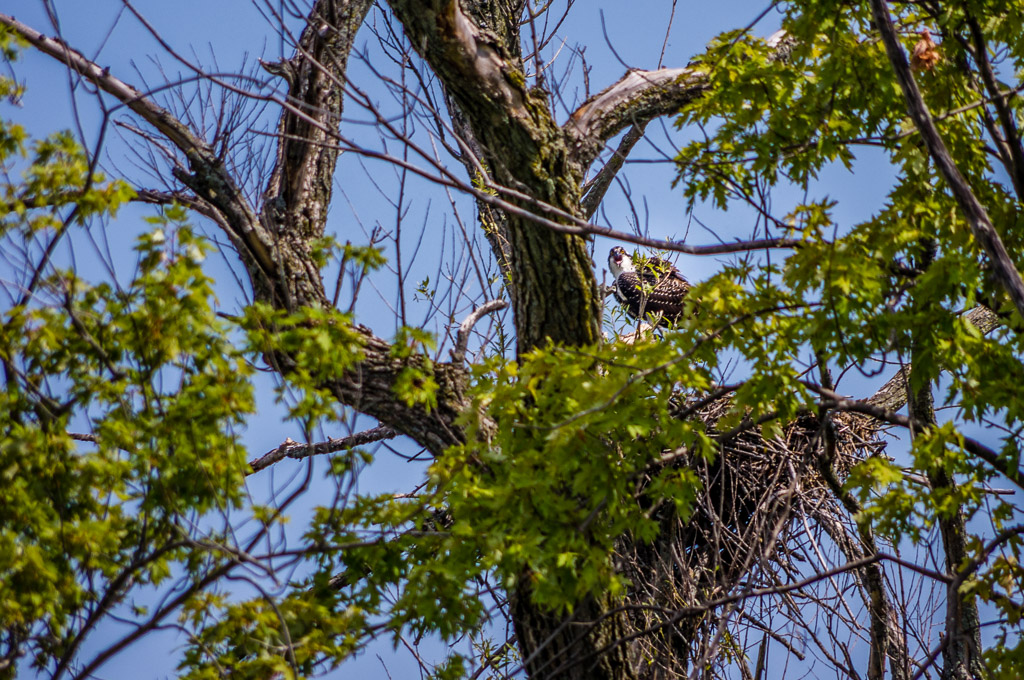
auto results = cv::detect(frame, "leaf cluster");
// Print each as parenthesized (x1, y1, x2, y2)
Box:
(1, 203, 256, 674)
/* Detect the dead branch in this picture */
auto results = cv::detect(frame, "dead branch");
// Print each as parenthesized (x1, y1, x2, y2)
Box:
(450, 299, 508, 365)
(247, 425, 400, 473)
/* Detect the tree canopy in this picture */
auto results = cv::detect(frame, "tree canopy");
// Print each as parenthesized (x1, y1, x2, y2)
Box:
(1, 1, 1024, 679)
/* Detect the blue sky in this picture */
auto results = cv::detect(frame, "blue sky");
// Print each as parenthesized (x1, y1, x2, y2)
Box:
(4, 1, 984, 678)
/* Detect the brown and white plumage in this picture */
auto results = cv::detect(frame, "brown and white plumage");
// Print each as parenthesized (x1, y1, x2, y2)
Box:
(608, 246, 691, 326)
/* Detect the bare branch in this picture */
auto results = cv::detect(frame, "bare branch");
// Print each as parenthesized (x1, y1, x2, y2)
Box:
(328, 134, 804, 254)
(247, 426, 400, 473)
(565, 67, 706, 168)
(0, 12, 277, 289)
(0, 10, 480, 456)
(450, 299, 508, 365)
(581, 122, 648, 220)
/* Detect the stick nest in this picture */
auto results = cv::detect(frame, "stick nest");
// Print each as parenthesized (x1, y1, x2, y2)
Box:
(619, 396, 889, 678)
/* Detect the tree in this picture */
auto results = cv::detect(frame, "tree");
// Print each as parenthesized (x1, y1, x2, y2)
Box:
(1, 1, 1023, 679)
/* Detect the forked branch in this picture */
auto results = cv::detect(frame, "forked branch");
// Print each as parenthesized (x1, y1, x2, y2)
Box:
(566, 67, 706, 168)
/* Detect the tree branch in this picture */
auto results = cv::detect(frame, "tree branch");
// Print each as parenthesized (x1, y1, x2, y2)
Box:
(964, 15, 1024, 199)
(565, 67, 707, 168)
(248, 425, 400, 473)
(390, 0, 603, 354)
(808, 383, 1024, 491)
(2, 9, 473, 457)
(260, 0, 375, 249)
(581, 122, 648, 220)
(450, 299, 508, 365)
(0, 12, 278, 293)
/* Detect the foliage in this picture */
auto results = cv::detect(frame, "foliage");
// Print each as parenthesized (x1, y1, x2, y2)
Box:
(675, 0, 1024, 541)
(428, 337, 715, 607)
(0, 181, 255, 675)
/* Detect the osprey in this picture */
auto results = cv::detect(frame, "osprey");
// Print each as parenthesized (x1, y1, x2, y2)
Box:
(608, 246, 691, 326)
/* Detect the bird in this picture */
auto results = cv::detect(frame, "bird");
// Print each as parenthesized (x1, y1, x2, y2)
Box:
(607, 246, 691, 326)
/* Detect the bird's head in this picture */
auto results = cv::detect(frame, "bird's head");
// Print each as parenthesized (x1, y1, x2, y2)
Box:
(608, 246, 634, 277)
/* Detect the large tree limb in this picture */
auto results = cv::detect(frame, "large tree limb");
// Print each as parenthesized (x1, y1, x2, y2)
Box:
(259, 0, 374, 304)
(565, 67, 707, 169)
(866, 305, 1000, 412)
(389, 0, 602, 354)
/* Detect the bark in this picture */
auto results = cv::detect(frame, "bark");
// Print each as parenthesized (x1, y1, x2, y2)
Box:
(387, 0, 601, 354)
(906, 242, 985, 680)
(258, 0, 375, 309)
(248, 425, 398, 473)
(510, 588, 639, 680)
(565, 67, 707, 171)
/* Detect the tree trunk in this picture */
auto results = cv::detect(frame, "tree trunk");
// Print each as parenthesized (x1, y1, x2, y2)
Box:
(908, 245, 985, 680)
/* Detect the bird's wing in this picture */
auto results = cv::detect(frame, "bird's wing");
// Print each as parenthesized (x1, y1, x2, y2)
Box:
(644, 256, 689, 284)
(614, 271, 689, 324)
